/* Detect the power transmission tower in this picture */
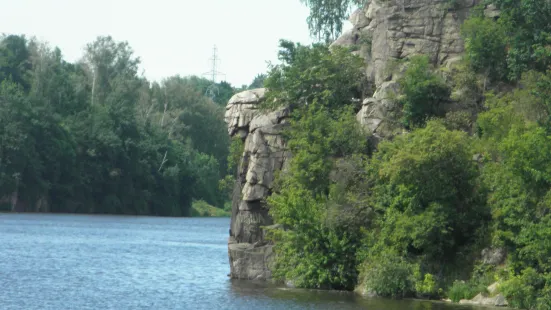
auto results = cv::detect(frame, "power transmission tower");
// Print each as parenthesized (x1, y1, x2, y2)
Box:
(203, 45, 226, 100)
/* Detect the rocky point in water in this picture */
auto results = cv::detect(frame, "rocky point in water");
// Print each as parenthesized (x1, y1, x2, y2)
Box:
(225, 88, 290, 280)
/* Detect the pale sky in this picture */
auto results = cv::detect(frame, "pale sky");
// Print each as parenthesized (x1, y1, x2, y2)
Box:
(0, 0, 352, 87)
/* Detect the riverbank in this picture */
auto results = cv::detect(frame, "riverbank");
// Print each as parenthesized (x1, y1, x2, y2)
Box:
(191, 200, 231, 217)
(354, 282, 509, 309)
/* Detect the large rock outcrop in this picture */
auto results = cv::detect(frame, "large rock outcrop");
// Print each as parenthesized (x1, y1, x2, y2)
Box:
(333, 0, 485, 138)
(225, 0, 492, 282)
(224, 88, 290, 280)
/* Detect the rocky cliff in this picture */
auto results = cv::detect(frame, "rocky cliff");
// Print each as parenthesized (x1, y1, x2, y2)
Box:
(224, 0, 498, 281)
(224, 88, 290, 280)
(332, 0, 495, 140)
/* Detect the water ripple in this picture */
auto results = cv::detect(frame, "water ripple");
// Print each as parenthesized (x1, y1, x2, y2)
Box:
(0, 214, 485, 310)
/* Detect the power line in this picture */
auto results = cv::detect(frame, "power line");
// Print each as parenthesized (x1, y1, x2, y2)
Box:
(202, 45, 226, 83)
(202, 45, 226, 100)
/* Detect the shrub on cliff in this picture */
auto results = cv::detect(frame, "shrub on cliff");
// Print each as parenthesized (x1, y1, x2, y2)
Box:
(397, 56, 451, 129)
(462, 0, 551, 81)
(368, 120, 488, 260)
(264, 40, 365, 112)
(268, 104, 369, 290)
(461, 8, 508, 84)
(359, 121, 489, 294)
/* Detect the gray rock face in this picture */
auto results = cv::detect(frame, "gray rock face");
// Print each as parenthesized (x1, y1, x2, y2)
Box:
(481, 247, 507, 265)
(225, 88, 290, 280)
(459, 293, 508, 307)
(356, 81, 402, 140)
(339, 0, 483, 138)
(458, 282, 508, 307)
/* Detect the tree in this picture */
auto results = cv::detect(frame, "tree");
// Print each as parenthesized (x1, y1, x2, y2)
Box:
(0, 35, 31, 91)
(0, 34, 231, 216)
(300, 0, 366, 42)
(265, 39, 369, 290)
(461, 10, 508, 84)
(264, 40, 364, 111)
(488, 0, 551, 80)
(248, 73, 266, 89)
(268, 104, 368, 290)
(83, 36, 140, 106)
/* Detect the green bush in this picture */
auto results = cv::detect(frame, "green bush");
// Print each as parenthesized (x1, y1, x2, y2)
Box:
(448, 281, 479, 302)
(489, 0, 551, 80)
(500, 268, 541, 309)
(414, 272, 438, 298)
(191, 200, 230, 217)
(362, 253, 415, 298)
(443, 110, 473, 132)
(461, 8, 508, 83)
(398, 56, 451, 128)
(227, 137, 244, 174)
(368, 121, 488, 262)
(268, 105, 368, 290)
(264, 40, 364, 111)
(263, 39, 369, 291)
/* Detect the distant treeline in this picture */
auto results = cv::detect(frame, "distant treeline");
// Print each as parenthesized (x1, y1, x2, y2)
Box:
(0, 34, 262, 216)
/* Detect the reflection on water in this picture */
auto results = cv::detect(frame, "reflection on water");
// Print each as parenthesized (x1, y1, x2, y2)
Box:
(0, 214, 490, 310)
(229, 279, 487, 310)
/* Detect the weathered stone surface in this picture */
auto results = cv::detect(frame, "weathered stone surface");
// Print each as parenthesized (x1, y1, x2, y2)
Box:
(458, 282, 508, 307)
(340, 0, 484, 139)
(350, 8, 371, 29)
(355, 0, 482, 87)
(228, 238, 273, 280)
(330, 29, 360, 48)
(484, 4, 500, 18)
(482, 247, 507, 265)
(357, 81, 401, 138)
(225, 88, 266, 136)
(459, 293, 508, 307)
(225, 88, 289, 280)
(228, 88, 266, 105)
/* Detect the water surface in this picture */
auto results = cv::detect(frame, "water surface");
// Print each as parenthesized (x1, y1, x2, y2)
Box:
(0, 214, 491, 309)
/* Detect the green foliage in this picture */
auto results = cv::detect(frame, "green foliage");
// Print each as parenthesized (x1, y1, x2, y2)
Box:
(500, 268, 543, 309)
(299, 0, 366, 42)
(398, 56, 451, 128)
(448, 281, 480, 302)
(415, 272, 437, 297)
(368, 121, 488, 261)
(191, 200, 231, 217)
(264, 40, 364, 111)
(469, 68, 551, 307)
(268, 104, 368, 290)
(248, 73, 266, 89)
(443, 110, 474, 132)
(0, 34, 231, 215)
(264, 41, 368, 290)
(227, 137, 244, 174)
(461, 9, 508, 82)
(446, 264, 493, 303)
(361, 253, 416, 298)
(492, 0, 551, 79)
(462, 0, 551, 81)
(0, 35, 31, 91)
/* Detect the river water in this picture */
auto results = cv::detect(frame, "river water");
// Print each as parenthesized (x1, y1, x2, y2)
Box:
(0, 214, 490, 310)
